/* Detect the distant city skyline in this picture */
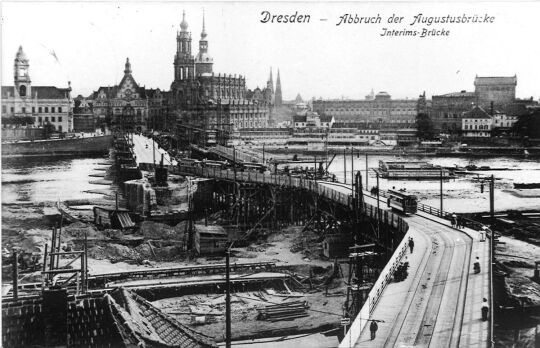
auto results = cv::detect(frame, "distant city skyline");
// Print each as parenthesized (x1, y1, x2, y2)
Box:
(2, 1, 539, 101)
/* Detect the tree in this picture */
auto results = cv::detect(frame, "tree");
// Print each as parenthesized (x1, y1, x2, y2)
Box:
(416, 112, 435, 140)
(512, 109, 540, 139)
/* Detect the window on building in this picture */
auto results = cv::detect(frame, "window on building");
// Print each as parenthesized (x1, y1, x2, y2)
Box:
(2, 105, 6, 113)
(51, 107, 55, 113)
(58, 107, 62, 113)
(58, 125, 62, 132)
(22, 107, 26, 113)
(19, 85, 26, 97)
(45, 107, 49, 113)
(58, 116, 62, 122)
(38, 117, 42, 122)
(52, 117, 56, 122)
(10, 107, 14, 113)
(32, 107, 35, 113)
(39, 107, 42, 113)
(45, 117, 49, 122)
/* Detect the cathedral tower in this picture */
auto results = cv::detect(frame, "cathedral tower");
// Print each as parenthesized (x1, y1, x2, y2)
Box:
(195, 10, 213, 75)
(275, 69, 283, 107)
(14, 46, 31, 98)
(174, 11, 195, 81)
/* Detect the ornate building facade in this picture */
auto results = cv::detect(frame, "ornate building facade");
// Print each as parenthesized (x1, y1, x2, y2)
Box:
(171, 12, 272, 145)
(1, 46, 72, 134)
(312, 91, 419, 130)
(89, 58, 166, 132)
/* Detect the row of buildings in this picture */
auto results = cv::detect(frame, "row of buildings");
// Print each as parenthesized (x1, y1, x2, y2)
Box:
(1, 11, 284, 143)
(1, 11, 537, 144)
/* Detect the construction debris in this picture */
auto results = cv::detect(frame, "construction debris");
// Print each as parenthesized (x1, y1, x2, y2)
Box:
(256, 300, 310, 322)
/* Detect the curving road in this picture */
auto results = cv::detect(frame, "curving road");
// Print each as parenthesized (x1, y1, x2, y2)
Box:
(322, 182, 489, 348)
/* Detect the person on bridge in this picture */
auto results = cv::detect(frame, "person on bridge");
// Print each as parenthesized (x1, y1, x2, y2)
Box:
(408, 237, 415, 254)
(369, 320, 378, 340)
(481, 298, 489, 321)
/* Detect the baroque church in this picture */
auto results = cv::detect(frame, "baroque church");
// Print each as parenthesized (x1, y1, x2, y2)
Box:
(171, 11, 279, 145)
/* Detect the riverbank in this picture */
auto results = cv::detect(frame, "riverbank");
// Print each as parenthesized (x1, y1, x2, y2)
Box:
(259, 145, 540, 159)
(472, 212, 540, 347)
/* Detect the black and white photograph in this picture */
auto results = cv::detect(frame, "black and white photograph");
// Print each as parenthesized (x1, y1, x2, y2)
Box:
(1, 1, 540, 347)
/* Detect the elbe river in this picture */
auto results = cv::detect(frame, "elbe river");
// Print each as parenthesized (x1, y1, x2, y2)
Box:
(2, 155, 540, 213)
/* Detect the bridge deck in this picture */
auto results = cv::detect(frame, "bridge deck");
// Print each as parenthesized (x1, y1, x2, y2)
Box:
(130, 133, 177, 166)
(323, 183, 491, 348)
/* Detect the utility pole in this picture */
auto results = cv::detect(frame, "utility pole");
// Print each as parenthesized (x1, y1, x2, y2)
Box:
(365, 153, 368, 190)
(262, 143, 265, 165)
(225, 247, 232, 348)
(233, 146, 237, 184)
(351, 147, 354, 195)
(440, 168, 443, 217)
(489, 174, 495, 220)
(376, 172, 380, 237)
(343, 148, 347, 184)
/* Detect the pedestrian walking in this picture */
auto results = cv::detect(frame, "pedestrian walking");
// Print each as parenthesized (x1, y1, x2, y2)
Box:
(451, 214, 457, 228)
(456, 216, 462, 229)
(370, 320, 378, 340)
(408, 237, 415, 254)
(481, 298, 489, 321)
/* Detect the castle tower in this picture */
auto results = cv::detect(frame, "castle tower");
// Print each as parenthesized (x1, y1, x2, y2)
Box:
(275, 69, 283, 107)
(195, 10, 213, 75)
(174, 11, 195, 81)
(14, 46, 31, 98)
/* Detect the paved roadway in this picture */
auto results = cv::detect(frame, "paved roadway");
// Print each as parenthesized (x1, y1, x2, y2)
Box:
(130, 133, 177, 166)
(321, 182, 490, 348)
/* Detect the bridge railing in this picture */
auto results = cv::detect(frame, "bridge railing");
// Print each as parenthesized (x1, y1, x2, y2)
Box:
(339, 229, 411, 348)
(171, 165, 409, 237)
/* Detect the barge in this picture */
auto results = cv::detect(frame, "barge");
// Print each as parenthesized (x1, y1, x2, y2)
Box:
(377, 160, 454, 179)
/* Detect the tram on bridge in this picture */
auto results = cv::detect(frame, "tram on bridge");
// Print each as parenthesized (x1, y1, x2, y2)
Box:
(387, 189, 418, 214)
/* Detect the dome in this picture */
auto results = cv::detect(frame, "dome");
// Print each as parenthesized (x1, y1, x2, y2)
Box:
(375, 91, 391, 100)
(180, 11, 189, 31)
(196, 52, 213, 63)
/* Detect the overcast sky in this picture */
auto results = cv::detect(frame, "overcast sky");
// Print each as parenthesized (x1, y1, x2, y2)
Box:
(2, 1, 539, 101)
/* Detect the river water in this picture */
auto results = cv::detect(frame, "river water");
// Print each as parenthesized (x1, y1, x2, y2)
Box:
(2, 154, 540, 213)
(1, 155, 113, 204)
(324, 155, 540, 213)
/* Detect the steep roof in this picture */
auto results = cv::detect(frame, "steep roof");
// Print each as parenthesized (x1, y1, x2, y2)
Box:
(108, 288, 217, 348)
(2, 86, 70, 99)
(463, 106, 491, 119)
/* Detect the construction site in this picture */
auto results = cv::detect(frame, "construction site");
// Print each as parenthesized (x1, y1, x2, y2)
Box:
(2, 134, 406, 347)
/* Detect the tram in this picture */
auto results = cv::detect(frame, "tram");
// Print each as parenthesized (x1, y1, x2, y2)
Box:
(387, 189, 418, 214)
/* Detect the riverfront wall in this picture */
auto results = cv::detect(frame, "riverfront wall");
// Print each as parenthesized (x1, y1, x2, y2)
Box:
(1, 135, 113, 157)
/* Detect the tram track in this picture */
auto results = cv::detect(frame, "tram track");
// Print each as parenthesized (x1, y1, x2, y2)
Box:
(380, 212, 472, 348)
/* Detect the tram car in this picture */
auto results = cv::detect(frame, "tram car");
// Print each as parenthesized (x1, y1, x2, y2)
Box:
(387, 189, 418, 214)
(202, 159, 229, 170)
(242, 163, 268, 173)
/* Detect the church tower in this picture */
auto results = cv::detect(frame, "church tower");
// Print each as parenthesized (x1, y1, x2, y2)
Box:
(275, 69, 283, 107)
(195, 10, 213, 75)
(174, 11, 195, 81)
(14, 46, 31, 98)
